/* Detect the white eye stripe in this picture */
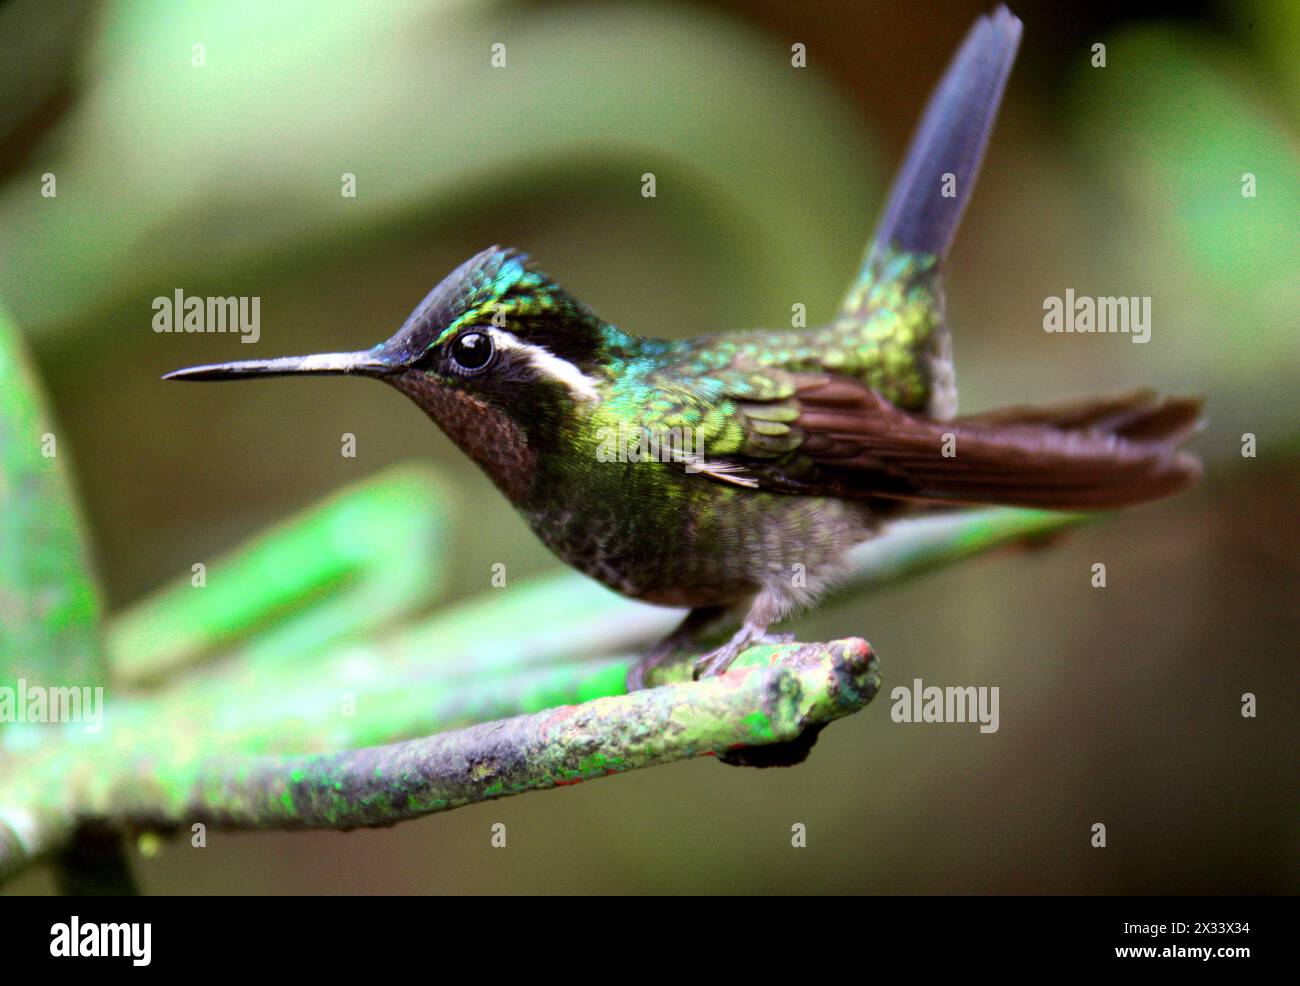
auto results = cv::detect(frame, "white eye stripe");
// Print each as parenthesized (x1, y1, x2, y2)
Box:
(487, 329, 601, 401)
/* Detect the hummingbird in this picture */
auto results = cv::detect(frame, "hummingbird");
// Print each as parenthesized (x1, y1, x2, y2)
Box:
(166, 6, 1201, 690)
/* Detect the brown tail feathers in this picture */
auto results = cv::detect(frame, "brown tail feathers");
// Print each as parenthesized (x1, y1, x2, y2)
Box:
(792, 380, 1204, 511)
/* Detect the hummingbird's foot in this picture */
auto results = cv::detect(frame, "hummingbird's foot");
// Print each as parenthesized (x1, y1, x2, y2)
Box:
(694, 582, 800, 679)
(625, 648, 667, 693)
(626, 604, 730, 692)
(692, 623, 787, 679)
(629, 597, 794, 688)
(692, 641, 745, 680)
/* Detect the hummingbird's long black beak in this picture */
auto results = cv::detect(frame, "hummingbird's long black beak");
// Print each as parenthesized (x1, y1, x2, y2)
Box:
(162, 351, 398, 381)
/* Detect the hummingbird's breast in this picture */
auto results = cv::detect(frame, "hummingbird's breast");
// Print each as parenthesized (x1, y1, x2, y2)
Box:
(521, 455, 876, 608)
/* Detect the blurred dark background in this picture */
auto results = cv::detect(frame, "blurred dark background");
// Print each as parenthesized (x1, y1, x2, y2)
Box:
(2, 0, 1295, 893)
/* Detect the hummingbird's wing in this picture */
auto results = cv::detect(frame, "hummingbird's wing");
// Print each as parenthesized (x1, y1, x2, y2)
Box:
(637, 370, 1202, 511)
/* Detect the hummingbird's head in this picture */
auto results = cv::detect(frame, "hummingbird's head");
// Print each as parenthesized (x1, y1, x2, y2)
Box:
(374, 246, 611, 401)
(165, 246, 621, 502)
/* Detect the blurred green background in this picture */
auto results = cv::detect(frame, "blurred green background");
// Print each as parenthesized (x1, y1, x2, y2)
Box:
(3, 0, 1296, 893)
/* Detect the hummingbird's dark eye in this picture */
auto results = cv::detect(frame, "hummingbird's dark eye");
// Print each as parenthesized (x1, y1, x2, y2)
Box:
(449, 331, 494, 374)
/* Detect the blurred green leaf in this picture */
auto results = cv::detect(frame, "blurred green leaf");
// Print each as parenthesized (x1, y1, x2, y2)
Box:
(106, 464, 453, 683)
(0, 305, 103, 689)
